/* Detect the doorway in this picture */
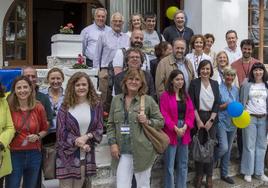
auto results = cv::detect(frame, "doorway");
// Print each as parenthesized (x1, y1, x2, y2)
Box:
(33, 0, 87, 65)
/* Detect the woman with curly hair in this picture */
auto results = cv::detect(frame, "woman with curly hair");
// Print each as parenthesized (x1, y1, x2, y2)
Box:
(56, 72, 103, 188)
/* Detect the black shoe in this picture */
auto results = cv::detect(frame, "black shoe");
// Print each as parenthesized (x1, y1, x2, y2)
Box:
(221, 176, 235, 184)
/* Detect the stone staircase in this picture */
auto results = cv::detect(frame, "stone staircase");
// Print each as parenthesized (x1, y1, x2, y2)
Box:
(91, 135, 268, 188)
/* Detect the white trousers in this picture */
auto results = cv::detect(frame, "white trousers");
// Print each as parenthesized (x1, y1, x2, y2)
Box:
(116, 154, 152, 188)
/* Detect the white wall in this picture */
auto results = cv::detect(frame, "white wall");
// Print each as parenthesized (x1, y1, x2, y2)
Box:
(0, 0, 14, 66)
(184, 0, 248, 53)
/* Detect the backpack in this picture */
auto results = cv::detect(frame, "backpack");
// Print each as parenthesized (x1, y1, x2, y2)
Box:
(156, 31, 163, 43)
(107, 48, 127, 89)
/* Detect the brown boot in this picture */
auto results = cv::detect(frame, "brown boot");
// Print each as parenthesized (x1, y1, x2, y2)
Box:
(194, 176, 203, 188)
(206, 176, 213, 188)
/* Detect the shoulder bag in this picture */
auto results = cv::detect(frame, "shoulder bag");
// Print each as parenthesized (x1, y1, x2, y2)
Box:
(140, 95, 169, 154)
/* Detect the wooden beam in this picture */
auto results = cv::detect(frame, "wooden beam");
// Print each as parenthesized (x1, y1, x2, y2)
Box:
(259, 0, 264, 62)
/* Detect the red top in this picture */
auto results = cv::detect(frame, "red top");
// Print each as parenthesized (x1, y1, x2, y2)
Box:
(231, 58, 260, 87)
(10, 102, 48, 151)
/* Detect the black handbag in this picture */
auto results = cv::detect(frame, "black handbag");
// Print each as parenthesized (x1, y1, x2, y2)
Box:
(192, 130, 217, 163)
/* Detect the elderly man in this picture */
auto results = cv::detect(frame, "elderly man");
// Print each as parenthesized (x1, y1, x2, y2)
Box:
(224, 30, 242, 64)
(163, 10, 194, 54)
(81, 8, 111, 67)
(155, 38, 194, 98)
(94, 12, 129, 112)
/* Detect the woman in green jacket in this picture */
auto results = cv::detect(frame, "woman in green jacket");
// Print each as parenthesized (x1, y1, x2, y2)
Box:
(0, 82, 15, 186)
(107, 69, 164, 188)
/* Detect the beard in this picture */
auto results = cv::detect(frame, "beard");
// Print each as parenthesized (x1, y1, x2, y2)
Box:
(131, 41, 143, 48)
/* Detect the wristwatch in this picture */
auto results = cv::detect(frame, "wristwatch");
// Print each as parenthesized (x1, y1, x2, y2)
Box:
(210, 118, 215, 123)
(86, 133, 93, 139)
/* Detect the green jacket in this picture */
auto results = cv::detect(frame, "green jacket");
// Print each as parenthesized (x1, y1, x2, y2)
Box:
(107, 94, 164, 172)
(0, 98, 15, 178)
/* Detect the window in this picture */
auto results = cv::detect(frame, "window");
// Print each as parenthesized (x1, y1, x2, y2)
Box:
(248, 0, 268, 63)
(3, 0, 31, 66)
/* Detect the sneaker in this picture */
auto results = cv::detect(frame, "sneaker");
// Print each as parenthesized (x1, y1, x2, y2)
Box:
(244, 175, 252, 182)
(255, 174, 268, 182)
(221, 176, 235, 184)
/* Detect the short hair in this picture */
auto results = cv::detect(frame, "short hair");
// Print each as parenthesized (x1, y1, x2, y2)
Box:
(46, 67, 64, 81)
(190, 34, 206, 50)
(94, 8, 107, 17)
(248, 62, 268, 86)
(223, 67, 236, 77)
(216, 51, 229, 67)
(22, 66, 37, 76)
(204, 33, 215, 43)
(165, 69, 186, 102)
(111, 12, 124, 22)
(197, 60, 214, 77)
(154, 41, 171, 59)
(128, 13, 144, 31)
(225, 30, 238, 39)
(144, 12, 156, 21)
(172, 37, 186, 47)
(7, 76, 36, 111)
(121, 69, 147, 96)
(0, 82, 5, 98)
(240, 39, 255, 49)
(173, 10, 185, 20)
(62, 72, 99, 109)
(125, 48, 144, 63)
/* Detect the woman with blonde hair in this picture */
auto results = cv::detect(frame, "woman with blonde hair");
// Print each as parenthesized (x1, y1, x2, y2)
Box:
(107, 69, 163, 188)
(212, 51, 239, 87)
(126, 13, 144, 37)
(56, 72, 103, 188)
(6, 76, 48, 188)
(0, 82, 15, 187)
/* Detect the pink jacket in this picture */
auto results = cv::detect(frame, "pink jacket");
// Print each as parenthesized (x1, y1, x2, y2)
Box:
(160, 91, 195, 145)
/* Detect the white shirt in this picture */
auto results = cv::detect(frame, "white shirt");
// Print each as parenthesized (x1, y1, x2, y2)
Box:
(69, 102, 91, 160)
(224, 46, 242, 65)
(186, 52, 212, 78)
(199, 82, 214, 111)
(113, 47, 151, 71)
(246, 83, 267, 115)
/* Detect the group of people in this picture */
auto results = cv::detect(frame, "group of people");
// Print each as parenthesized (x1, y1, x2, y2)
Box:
(0, 7, 268, 188)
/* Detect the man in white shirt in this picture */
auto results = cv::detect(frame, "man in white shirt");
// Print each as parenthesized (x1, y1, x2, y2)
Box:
(113, 30, 150, 75)
(80, 8, 111, 67)
(223, 30, 242, 64)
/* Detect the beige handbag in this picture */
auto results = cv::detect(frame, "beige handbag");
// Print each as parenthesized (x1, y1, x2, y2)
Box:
(140, 95, 169, 154)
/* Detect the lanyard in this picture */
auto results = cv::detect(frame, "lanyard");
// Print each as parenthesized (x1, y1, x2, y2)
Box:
(176, 27, 185, 39)
(242, 61, 252, 79)
(194, 54, 203, 72)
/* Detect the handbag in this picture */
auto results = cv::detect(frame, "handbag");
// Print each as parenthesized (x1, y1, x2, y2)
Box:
(42, 143, 56, 180)
(140, 95, 170, 154)
(192, 129, 217, 163)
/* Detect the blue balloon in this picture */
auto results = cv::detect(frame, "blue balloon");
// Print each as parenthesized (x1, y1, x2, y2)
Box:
(227, 102, 243, 117)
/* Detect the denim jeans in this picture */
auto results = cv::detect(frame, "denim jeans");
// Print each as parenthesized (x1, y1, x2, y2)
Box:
(214, 126, 236, 177)
(5, 150, 42, 188)
(164, 120, 188, 188)
(241, 116, 267, 176)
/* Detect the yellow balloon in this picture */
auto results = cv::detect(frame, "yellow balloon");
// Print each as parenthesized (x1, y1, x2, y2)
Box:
(166, 6, 179, 20)
(232, 111, 251, 128)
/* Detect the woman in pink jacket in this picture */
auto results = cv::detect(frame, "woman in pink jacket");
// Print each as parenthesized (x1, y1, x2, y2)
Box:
(160, 69, 195, 188)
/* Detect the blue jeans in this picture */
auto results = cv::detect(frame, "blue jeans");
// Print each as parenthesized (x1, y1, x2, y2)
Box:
(214, 126, 236, 177)
(164, 120, 188, 188)
(241, 116, 267, 176)
(5, 150, 42, 188)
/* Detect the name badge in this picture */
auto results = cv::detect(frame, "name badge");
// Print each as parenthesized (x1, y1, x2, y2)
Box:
(120, 127, 130, 134)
